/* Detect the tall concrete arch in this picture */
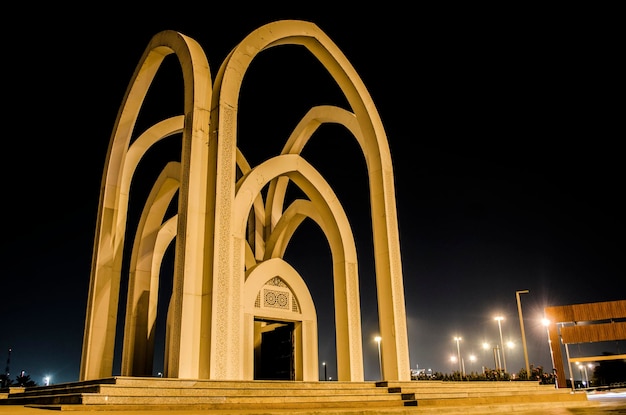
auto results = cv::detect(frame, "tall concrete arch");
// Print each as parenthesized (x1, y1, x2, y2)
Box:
(80, 31, 211, 381)
(81, 20, 410, 382)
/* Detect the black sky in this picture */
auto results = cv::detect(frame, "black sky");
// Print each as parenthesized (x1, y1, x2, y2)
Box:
(2, 5, 623, 384)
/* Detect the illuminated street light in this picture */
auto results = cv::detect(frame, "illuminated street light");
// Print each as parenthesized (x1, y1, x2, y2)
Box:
(515, 289, 530, 377)
(494, 316, 507, 373)
(374, 336, 382, 380)
(323, 361, 327, 381)
(453, 337, 463, 377)
(43, 376, 50, 386)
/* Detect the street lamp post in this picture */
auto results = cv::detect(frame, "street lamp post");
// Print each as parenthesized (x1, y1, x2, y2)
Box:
(482, 342, 501, 372)
(495, 316, 507, 373)
(575, 362, 589, 388)
(542, 318, 555, 371)
(576, 362, 591, 388)
(516, 290, 530, 377)
(454, 337, 463, 377)
(323, 362, 327, 381)
(561, 323, 574, 390)
(374, 336, 382, 380)
(493, 345, 501, 371)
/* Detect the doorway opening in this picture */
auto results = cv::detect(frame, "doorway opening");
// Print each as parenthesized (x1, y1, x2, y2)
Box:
(254, 319, 295, 380)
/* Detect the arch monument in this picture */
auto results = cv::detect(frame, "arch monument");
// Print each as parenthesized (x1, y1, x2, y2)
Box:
(80, 20, 410, 382)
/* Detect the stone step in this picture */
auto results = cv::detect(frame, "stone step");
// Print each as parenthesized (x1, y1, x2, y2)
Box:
(0, 377, 415, 409)
(93, 385, 395, 397)
(79, 392, 406, 404)
(0, 377, 593, 412)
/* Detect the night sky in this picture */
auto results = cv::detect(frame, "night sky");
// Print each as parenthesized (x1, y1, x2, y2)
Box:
(2, 6, 623, 385)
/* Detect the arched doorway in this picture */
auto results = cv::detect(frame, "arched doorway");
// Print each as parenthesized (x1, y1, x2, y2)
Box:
(255, 319, 295, 380)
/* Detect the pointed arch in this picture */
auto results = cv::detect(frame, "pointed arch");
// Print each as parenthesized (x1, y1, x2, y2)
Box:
(122, 162, 181, 376)
(243, 258, 318, 381)
(210, 20, 409, 380)
(233, 154, 363, 380)
(80, 31, 212, 381)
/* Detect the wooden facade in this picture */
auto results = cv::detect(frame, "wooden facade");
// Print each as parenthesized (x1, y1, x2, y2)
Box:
(544, 299, 626, 389)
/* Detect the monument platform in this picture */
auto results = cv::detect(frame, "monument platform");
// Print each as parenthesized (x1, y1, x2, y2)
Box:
(0, 377, 602, 413)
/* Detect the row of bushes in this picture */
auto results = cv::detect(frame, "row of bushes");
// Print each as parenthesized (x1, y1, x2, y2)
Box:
(415, 359, 626, 387)
(413, 365, 556, 383)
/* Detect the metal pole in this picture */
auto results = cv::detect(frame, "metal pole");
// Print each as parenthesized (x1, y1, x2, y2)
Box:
(565, 342, 574, 390)
(492, 346, 499, 371)
(545, 325, 555, 369)
(461, 358, 465, 378)
(323, 362, 327, 381)
(516, 290, 530, 377)
(454, 337, 462, 377)
(495, 317, 507, 373)
(542, 318, 557, 387)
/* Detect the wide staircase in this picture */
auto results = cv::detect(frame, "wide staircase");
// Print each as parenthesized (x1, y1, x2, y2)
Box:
(0, 377, 597, 413)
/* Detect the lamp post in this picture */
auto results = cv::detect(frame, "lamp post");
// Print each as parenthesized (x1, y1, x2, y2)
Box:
(374, 336, 382, 380)
(454, 337, 463, 377)
(482, 342, 501, 372)
(323, 362, 327, 381)
(541, 318, 555, 371)
(494, 316, 507, 373)
(560, 323, 574, 390)
(516, 290, 530, 377)
(575, 362, 589, 388)
(576, 362, 591, 388)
